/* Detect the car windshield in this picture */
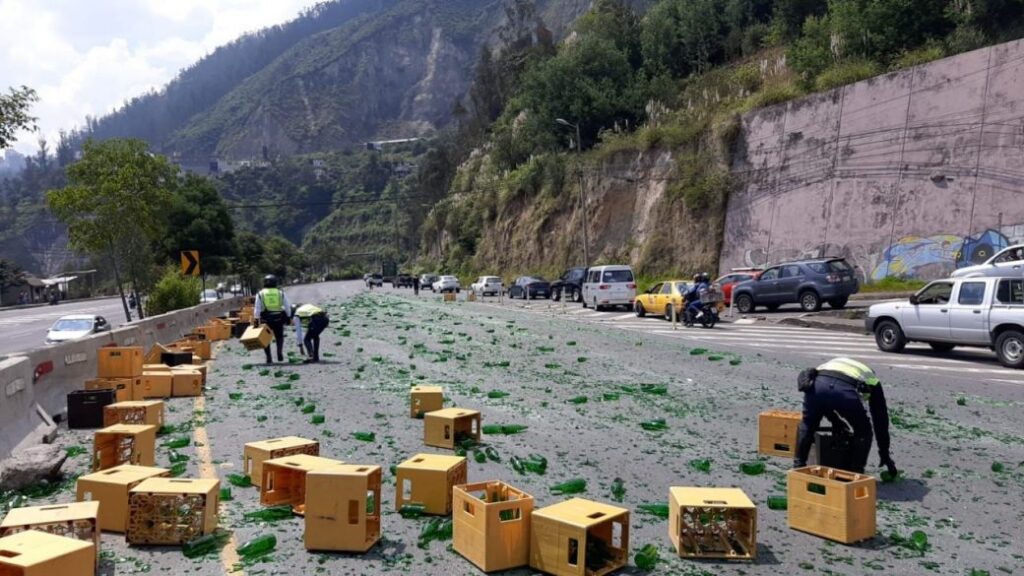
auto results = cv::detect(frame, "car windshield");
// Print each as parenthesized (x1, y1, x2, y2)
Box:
(526, 277, 546, 283)
(484, 277, 500, 282)
(52, 319, 93, 332)
(602, 270, 634, 283)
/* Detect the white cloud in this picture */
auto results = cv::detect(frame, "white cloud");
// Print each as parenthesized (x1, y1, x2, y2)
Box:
(0, 0, 321, 154)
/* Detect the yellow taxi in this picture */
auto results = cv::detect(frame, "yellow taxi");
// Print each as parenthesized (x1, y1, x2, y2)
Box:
(633, 280, 694, 321)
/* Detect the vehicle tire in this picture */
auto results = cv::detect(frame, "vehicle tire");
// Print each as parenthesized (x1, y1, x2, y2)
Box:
(582, 299, 588, 309)
(874, 320, 907, 353)
(929, 342, 955, 352)
(735, 294, 755, 314)
(572, 288, 582, 303)
(552, 288, 561, 302)
(995, 330, 1024, 368)
(635, 302, 646, 317)
(799, 290, 822, 312)
(830, 297, 849, 309)
(664, 304, 674, 322)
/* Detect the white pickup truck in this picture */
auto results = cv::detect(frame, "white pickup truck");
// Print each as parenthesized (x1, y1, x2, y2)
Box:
(866, 277, 1024, 368)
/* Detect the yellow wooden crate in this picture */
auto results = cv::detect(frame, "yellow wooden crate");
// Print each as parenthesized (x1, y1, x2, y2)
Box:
(76, 464, 169, 533)
(424, 408, 481, 450)
(668, 487, 756, 560)
(127, 478, 220, 545)
(395, 454, 467, 515)
(453, 481, 533, 572)
(0, 501, 100, 567)
(0, 530, 94, 576)
(530, 498, 629, 576)
(243, 436, 320, 488)
(93, 424, 156, 471)
(410, 386, 444, 418)
(305, 464, 382, 553)
(103, 401, 164, 428)
(758, 410, 801, 458)
(260, 455, 347, 515)
(97, 347, 143, 378)
(788, 466, 876, 543)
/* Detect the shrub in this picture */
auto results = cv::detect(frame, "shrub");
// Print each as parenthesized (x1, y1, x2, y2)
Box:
(146, 266, 200, 316)
(890, 44, 945, 71)
(746, 82, 802, 110)
(813, 59, 881, 91)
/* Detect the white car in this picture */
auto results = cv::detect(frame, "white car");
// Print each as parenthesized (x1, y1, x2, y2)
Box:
(582, 265, 637, 311)
(46, 314, 111, 344)
(433, 275, 461, 293)
(200, 289, 220, 303)
(471, 276, 503, 296)
(952, 244, 1024, 278)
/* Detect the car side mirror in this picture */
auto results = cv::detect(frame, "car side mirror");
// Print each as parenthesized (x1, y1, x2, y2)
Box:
(909, 295, 919, 305)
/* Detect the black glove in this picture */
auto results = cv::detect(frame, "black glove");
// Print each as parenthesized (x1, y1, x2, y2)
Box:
(880, 456, 898, 477)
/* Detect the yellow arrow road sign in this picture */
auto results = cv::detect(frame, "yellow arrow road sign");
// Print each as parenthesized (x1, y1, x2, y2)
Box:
(181, 251, 200, 276)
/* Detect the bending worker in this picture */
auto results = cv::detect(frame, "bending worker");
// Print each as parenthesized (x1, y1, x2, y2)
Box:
(794, 357, 897, 476)
(292, 303, 330, 363)
(253, 274, 291, 364)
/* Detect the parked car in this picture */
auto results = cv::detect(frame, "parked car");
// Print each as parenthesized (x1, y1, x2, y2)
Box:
(866, 276, 1024, 368)
(200, 289, 220, 303)
(471, 276, 503, 296)
(951, 244, 1024, 278)
(582, 265, 637, 311)
(420, 274, 439, 291)
(366, 273, 383, 288)
(634, 280, 692, 320)
(731, 258, 859, 313)
(509, 276, 551, 300)
(393, 274, 414, 288)
(551, 267, 588, 303)
(714, 268, 762, 306)
(433, 275, 460, 293)
(45, 315, 110, 344)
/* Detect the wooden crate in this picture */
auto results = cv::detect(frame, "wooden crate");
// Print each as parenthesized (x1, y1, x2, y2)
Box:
(395, 454, 467, 515)
(424, 408, 481, 449)
(243, 436, 320, 488)
(134, 372, 171, 400)
(410, 386, 444, 418)
(170, 368, 203, 397)
(260, 455, 346, 515)
(103, 401, 164, 428)
(84, 377, 135, 403)
(93, 424, 156, 471)
(758, 410, 801, 458)
(453, 481, 533, 572)
(144, 344, 171, 364)
(0, 501, 100, 566)
(97, 347, 143, 378)
(668, 487, 756, 560)
(305, 465, 382, 553)
(76, 464, 169, 532)
(788, 466, 876, 544)
(530, 498, 629, 576)
(443, 292, 456, 302)
(0, 530, 94, 576)
(175, 338, 212, 360)
(127, 478, 219, 545)
(240, 325, 272, 351)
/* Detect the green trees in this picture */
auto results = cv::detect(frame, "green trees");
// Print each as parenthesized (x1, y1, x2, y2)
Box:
(145, 266, 201, 316)
(46, 139, 179, 321)
(0, 86, 37, 149)
(163, 174, 236, 275)
(0, 258, 26, 306)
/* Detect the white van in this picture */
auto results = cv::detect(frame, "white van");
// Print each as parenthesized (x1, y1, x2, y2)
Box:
(582, 265, 637, 310)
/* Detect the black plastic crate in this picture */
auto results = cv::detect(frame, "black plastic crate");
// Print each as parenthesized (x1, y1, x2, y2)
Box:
(161, 351, 193, 367)
(812, 429, 857, 471)
(67, 389, 117, 429)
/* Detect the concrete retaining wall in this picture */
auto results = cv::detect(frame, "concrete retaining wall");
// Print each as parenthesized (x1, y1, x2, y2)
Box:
(721, 38, 1024, 281)
(0, 297, 241, 460)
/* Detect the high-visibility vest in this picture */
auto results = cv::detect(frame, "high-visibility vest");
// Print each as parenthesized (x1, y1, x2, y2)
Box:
(260, 288, 283, 312)
(295, 304, 322, 327)
(817, 357, 880, 391)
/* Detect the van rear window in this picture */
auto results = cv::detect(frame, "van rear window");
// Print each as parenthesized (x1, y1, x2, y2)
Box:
(602, 270, 634, 283)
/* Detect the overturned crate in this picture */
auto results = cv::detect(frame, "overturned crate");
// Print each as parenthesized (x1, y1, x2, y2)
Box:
(410, 386, 444, 418)
(424, 408, 481, 450)
(76, 464, 170, 533)
(788, 466, 876, 544)
(395, 454, 468, 516)
(93, 424, 156, 471)
(243, 436, 320, 488)
(304, 464, 382, 553)
(127, 478, 220, 545)
(240, 325, 273, 351)
(758, 410, 801, 458)
(453, 481, 534, 572)
(0, 530, 95, 576)
(260, 455, 347, 515)
(103, 400, 165, 428)
(0, 501, 100, 566)
(530, 498, 630, 576)
(170, 367, 203, 397)
(668, 487, 756, 561)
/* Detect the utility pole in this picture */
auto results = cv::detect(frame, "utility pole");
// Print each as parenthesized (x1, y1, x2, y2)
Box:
(557, 118, 590, 267)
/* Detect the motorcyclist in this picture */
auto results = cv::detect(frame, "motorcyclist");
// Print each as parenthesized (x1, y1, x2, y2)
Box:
(685, 273, 710, 323)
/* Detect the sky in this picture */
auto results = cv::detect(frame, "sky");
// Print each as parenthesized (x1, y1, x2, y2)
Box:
(0, 0, 322, 155)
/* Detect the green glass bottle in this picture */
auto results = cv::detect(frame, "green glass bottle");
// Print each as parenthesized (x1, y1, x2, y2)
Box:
(482, 425, 502, 435)
(244, 505, 293, 522)
(271, 383, 291, 391)
(311, 414, 325, 425)
(237, 534, 276, 558)
(219, 488, 233, 502)
(640, 419, 667, 432)
(611, 477, 626, 502)
(767, 495, 788, 510)
(182, 531, 230, 558)
(602, 392, 620, 401)
(169, 462, 187, 477)
(568, 396, 588, 404)
(510, 456, 525, 474)
(474, 451, 487, 464)
(550, 478, 587, 495)
(910, 530, 928, 552)
(525, 454, 548, 474)
(352, 431, 375, 442)
(163, 437, 190, 449)
(501, 424, 528, 434)
(168, 451, 190, 463)
(301, 404, 316, 414)
(634, 543, 660, 570)
(398, 503, 426, 519)
(487, 391, 510, 399)
(689, 458, 712, 472)
(485, 446, 500, 462)
(638, 503, 670, 519)
(740, 461, 765, 475)
(229, 392, 243, 401)
(226, 474, 252, 488)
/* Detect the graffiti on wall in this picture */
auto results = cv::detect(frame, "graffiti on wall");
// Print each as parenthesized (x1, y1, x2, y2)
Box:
(871, 228, 1016, 280)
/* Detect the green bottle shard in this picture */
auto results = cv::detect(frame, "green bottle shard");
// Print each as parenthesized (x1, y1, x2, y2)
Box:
(352, 431, 375, 442)
(640, 419, 667, 432)
(301, 404, 316, 414)
(182, 530, 231, 559)
(635, 543, 660, 570)
(689, 348, 707, 355)
(474, 451, 487, 464)
(163, 437, 190, 449)
(237, 534, 276, 558)
(767, 495, 788, 510)
(311, 414, 325, 425)
(740, 461, 765, 475)
(167, 450, 190, 463)
(229, 392, 243, 400)
(484, 446, 500, 462)
(991, 461, 1005, 473)
(689, 458, 712, 472)
(169, 462, 187, 477)
(568, 396, 588, 405)
(880, 470, 902, 483)
(640, 384, 667, 395)
(288, 373, 300, 381)
(610, 478, 626, 502)
(550, 478, 587, 495)
(226, 474, 252, 488)
(244, 505, 293, 522)
(637, 503, 670, 519)
(398, 503, 426, 519)
(219, 488, 233, 501)
(271, 383, 291, 391)
(483, 424, 528, 435)
(487, 391, 510, 399)
(602, 393, 619, 401)
(417, 517, 454, 549)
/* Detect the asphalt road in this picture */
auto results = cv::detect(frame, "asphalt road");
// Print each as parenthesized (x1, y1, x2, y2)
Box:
(0, 296, 128, 356)
(12, 280, 1023, 575)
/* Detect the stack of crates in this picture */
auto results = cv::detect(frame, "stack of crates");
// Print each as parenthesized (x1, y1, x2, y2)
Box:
(127, 478, 220, 545)
(93, 424, 157, 471)
(0, 530, 95, 575)
(788, 466, 876, 543)
(0, 501, 100, 567)
(453, 481, 534, 572)
(304, 464, 382, 553)
(243, 437, 320, 488)
(103, 400, 165, 428)
(85, 346, 143, 403)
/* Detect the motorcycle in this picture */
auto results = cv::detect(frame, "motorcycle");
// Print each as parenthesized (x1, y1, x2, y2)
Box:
(685, 302, 719, 328)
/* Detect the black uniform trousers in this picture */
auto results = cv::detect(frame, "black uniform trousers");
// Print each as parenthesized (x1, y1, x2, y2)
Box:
(796, 374, 874, 473)
(303, 313, 329, 361)
(261, 311, 287, 363)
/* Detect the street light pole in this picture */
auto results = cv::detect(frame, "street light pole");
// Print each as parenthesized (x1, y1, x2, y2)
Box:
(557, 118, 590, 267)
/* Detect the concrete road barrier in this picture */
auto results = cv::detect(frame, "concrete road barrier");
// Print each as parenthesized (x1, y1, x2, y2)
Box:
(0, 356, 55, 461)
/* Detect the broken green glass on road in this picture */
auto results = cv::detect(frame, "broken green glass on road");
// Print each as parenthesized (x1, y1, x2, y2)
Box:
(550, 478, 586, 495)
(635, 543, 659, 570)
(244, 505, 293, 522)
(638, 503, 670, 519)
(640, 419, 667, 432)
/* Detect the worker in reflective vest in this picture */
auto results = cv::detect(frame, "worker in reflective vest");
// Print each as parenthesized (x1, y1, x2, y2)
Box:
(292, 303, 329, 363)
(253, 274, 291, 364)
(794, 357, 896, 476)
